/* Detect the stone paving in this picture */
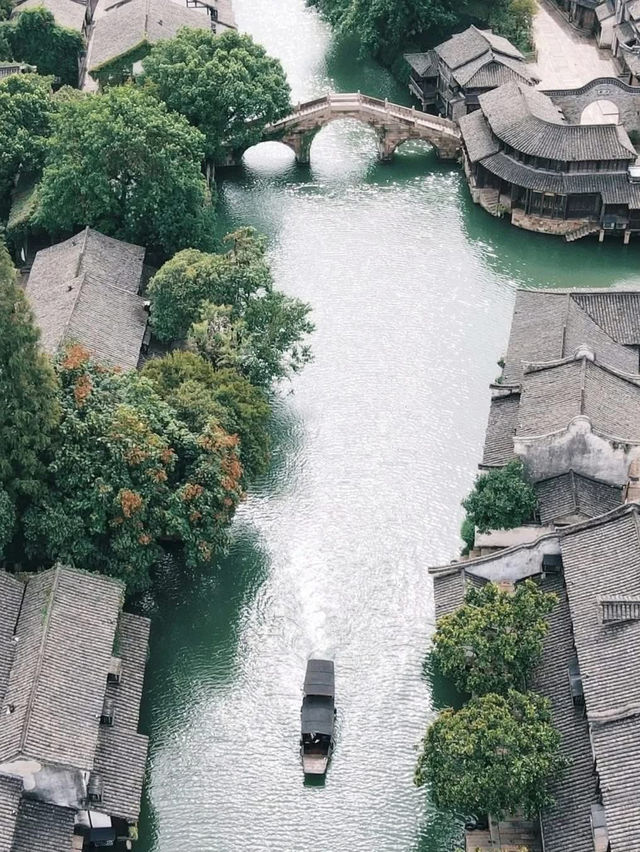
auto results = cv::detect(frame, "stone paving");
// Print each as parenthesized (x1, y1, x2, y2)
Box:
(528, 0, 617, 89)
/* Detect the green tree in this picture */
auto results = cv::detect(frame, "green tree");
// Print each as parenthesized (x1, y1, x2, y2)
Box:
(24, 346, 243, 591)
(8, 7, 84, 86)
(0, 487, 15, 559)
(311, 0, 461, 64)
(415, 690, 566, 819)
(147, 228, 271, 342)
(35, 85, 213, 256)
(0, 72, 54, 196)
(0, 241, 59, 503)
(142, 29, 291, 165)
(142, 351, 271, 480)
(488, 0, 536, 52)
(462, 459, 537, 534)
(147, 227, 313, 388)
(433, 580, 557, 695)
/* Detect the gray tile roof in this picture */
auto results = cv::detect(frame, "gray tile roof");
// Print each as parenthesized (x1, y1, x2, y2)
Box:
(481, 389, 519, 466)
(572, 291, 640, 346)
(25, 228, 147, 370)
(0, 574, 24, 709)
(432, 567, 467, 620)
(517, 356, 640, 441)
(535, 471, 623, 524)
(0, 775, 20, 851)
(502, 290, 639, 385)
(459, 109, 500, 163)
(0, 566, 124, 769)
(11, 0, 87, 31)
(560, 506, 640, 851)
(94, 612, 149, 821)
(478, 81, 637, 161)
(435, 26, 523, 69)
(596, 0, 614, 20)
(11, 798, 75, 852)
(404, 51, 436, 77)
(533, 574, 599, 852)
(86, 0, 209, 73)
(455, 52, 535, 89)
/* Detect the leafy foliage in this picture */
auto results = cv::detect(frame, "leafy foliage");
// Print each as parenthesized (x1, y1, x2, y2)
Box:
(0, 241, 59, 503)
(311, 0, 459, 65)
(0, 72, 54, 196)
(148, 227, 313, 387)
(0, 488, 15, 558)
(415, 690, 566, 819)
(432, 580, 557, 695)
(310, 0, 533, 67)
(24, 346, 244, 591)
(143, 29, 291, 163)
(35, 85, 213, 257)
(488, 0, 536, 52)
(6, 7, 84, 86)
(460, 514, 475, 553)
(142, 351, 271, 480)
(462, 459, 537, 534)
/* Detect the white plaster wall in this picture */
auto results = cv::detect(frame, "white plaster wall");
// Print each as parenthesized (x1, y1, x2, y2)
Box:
(515, 417, 640, 485)
(467, 535, 561, 583)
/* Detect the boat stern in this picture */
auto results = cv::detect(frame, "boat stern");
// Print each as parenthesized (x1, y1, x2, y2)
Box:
(302, 754, 329, 775)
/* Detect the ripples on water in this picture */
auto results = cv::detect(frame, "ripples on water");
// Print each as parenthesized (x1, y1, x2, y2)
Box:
(136, 1, 640, 850)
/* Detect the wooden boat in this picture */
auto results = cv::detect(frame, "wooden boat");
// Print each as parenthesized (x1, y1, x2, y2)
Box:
(300, 659, 335, 776)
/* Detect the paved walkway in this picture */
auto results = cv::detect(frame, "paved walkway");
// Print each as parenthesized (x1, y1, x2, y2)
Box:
(528, 0, 617, 88)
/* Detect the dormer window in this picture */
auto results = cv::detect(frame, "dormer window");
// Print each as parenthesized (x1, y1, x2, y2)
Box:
(600, 596, 640, 623)
(107, 657, 122, 684)
(100, 697, 115, 726)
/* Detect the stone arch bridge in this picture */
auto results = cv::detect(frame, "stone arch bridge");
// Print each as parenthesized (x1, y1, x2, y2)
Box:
(258, 92, 461, 164)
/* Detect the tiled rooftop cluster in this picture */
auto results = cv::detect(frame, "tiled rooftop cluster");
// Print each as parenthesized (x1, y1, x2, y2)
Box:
(430, 286, 640, 850)
(0, 566, 150, 850)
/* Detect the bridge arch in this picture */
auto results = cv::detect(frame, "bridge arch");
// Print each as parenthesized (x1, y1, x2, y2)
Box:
(259, 92, 461, 165)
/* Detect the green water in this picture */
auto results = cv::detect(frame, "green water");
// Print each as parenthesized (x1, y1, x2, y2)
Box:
(135, 3, 640, 851)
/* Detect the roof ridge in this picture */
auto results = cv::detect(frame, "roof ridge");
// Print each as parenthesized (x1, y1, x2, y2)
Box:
(18, 566, 61, 757)
(61, 269, 89, 349)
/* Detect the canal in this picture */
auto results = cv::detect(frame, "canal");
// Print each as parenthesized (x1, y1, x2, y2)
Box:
(136, 2, 640, 850)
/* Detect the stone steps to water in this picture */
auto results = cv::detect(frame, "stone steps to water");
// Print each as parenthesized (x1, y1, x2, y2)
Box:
(565, 222, 599, 242)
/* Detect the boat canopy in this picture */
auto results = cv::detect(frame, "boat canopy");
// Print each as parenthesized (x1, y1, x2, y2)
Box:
(304, 659, 335, 697)
(301, 695, 335, 736)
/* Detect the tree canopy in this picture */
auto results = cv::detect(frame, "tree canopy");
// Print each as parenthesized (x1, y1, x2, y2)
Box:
(147, 227, 313, 387)
(462, 459, 538, 534)
(0, 72, 54, 197)
(415, 690, 566, 819)
(24, 346, 244, 591)
(0, 241, 59, 505)
(142, 29, 291, 164)
(4, 7, 84, 86)
(35, 85, 213, 257)
(310, 0, 534, 67)
(432, 580, 557, 695)
(142, 351, 271, 481)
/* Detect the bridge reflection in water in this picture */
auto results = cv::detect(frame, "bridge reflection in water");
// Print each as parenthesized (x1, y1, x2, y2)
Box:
(258, 92, 462, 164)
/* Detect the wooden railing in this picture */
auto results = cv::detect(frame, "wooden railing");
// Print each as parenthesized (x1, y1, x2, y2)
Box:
(265, 92, 460, 138)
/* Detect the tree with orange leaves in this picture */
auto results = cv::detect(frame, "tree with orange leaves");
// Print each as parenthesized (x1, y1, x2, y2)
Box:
(23, 346, 244, 591)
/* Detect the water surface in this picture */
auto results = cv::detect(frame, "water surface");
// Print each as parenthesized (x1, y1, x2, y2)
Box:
(137, 2, 640, 850)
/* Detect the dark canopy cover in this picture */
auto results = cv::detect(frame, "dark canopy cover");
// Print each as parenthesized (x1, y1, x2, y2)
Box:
(304, 659, 335, 697)
(301, 695, 335, 736)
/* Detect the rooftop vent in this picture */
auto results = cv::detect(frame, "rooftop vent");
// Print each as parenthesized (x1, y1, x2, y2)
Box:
(107, 657, 122, 684)
(567, 657, 584, 708)
(87, 773, 103, 805)
(100, 697, 115, 726)
(600, 596, 640, 624)
(542, 552, 563, 573)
